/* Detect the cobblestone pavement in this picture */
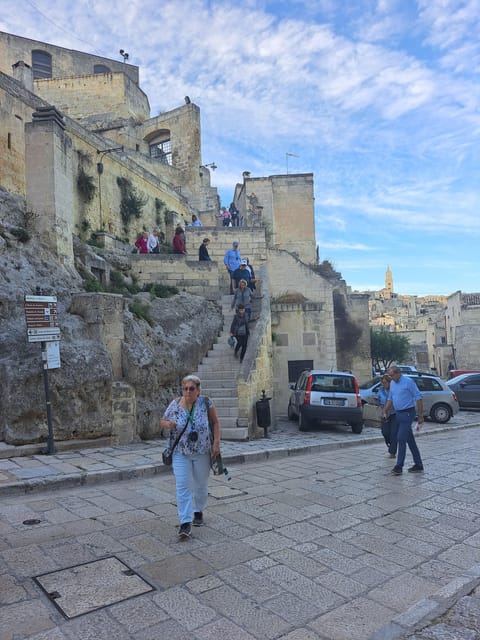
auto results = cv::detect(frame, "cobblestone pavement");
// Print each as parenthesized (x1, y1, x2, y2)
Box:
(0, 410, 479, 496)
(0, 418, 480, 639)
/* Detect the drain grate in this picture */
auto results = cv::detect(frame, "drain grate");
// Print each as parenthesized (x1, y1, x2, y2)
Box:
(33, 556, 155, 619)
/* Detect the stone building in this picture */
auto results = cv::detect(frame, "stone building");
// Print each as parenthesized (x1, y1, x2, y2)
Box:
(444, 292, 480, 372)
(0, 30, 371, 447)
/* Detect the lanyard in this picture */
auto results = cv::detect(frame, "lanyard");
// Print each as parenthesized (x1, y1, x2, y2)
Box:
(186, 403, 196, 427)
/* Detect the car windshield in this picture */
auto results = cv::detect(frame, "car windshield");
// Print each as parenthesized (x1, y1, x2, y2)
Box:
(359, 377, 382, 389)
(310, 375, 355, 392)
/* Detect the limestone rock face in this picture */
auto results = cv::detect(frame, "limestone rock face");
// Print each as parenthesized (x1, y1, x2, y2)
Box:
(0, 210, 222, 446)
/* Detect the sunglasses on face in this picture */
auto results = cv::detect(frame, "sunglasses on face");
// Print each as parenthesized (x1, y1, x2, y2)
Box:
(183, 386, 197, 392)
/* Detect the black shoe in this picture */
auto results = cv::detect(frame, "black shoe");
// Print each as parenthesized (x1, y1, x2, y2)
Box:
(408, 464, 424, 473)
(193, 512, 204, 527)
(391, 465, 403, 475)
(178, 522, 192, 539)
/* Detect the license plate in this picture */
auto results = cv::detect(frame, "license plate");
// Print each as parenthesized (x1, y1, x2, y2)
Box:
(323, 398, 345, 407)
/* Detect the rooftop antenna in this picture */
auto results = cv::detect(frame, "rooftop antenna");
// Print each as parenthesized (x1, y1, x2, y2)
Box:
(286, 152, 299, 174)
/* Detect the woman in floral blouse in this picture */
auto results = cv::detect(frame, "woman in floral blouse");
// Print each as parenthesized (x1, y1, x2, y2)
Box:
(160, 375, 221, 539)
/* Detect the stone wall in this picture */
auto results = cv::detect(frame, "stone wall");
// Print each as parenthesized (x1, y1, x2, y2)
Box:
(267, 249, 337, 414)
(0, 71, 45, 194)
(25, 110, 75, 265)
(237, 174, 316, 264)
(70, 293, 125, 378)
(130, 254, 222, 301)
(237, 280, 274, 435)
(0, 31, 139, 84)
(35, 73, 150, 121)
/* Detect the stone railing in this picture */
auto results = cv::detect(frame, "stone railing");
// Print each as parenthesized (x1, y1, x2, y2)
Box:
(236, 266, 274, 437)
(130, 254, 222, 301)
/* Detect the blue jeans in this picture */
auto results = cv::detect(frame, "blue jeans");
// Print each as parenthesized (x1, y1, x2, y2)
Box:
(396, 408, 422, 468)
(172, 451, 211, 524)
(381, 414, 398, 455)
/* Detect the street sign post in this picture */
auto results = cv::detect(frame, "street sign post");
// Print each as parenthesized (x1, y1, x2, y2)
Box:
(24, 295, 61, 454)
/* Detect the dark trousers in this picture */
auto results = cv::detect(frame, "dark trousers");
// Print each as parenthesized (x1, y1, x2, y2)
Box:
(396, 408, 422, 468)
(231, 214, 239, 226)
(234, 335, 248, 360)
(381, 414, 398, 455)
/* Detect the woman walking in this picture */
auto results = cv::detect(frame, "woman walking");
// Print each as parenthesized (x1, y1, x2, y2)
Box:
(160, 375, 221, 539)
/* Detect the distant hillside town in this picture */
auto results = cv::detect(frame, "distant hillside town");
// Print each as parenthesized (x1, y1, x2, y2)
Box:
(359, 266, 480, 377)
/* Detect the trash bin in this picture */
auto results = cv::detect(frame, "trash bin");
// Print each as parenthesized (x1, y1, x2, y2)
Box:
(256, 390, 271, 437)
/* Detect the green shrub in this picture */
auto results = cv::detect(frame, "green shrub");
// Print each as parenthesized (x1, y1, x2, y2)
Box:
(143, 282, 178, 298)
(129, 301, 154, 326)
(77, 167, 96, 202)
(11, 227, 31, 243)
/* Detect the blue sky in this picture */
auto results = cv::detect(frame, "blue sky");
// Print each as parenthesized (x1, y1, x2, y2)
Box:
(2, 0, 480, 295)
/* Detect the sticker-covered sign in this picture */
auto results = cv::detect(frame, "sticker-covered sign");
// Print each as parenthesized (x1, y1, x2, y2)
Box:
(24, 295, 60, 343)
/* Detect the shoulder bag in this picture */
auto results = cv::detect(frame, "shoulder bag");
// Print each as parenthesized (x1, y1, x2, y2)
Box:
(162, 409, 190, 466)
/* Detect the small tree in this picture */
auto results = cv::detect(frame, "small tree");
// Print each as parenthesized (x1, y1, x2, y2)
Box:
(371, 328, 410, 372)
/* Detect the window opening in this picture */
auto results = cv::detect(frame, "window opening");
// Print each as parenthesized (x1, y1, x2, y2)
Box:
(150, 139, 172, 165)
(94, 64, 111, 74)
(32, 50, 52, 79)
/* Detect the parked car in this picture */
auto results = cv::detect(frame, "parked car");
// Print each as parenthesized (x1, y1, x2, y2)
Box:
(359, 372, 459, 423)
(397, 365, 417, 373)
(447, 369, 480, 380)
(288, 370, 363, 433)
(446, 373, 480, 409)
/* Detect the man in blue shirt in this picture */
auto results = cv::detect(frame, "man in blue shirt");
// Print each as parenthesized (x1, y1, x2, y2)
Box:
(384, 366, 424, 475)
(223, 241, 241, 294)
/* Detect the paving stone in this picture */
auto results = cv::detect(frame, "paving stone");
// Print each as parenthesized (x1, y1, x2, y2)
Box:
(153, 586, 217, 631)
(61, 609, 133, 640)
(369, 572, 438, 612)
(142, 553, 213, 589)
(0, 573, 29, 604)
(186, 575, 223, 594)
(315, 570, 367, 597)
(108, 594, 169, 632)
(218, 564, 283, 601)
(270, 548, 327, 577)
(309, 596, 396, 640)
(198, 583, 291, 639)
(1, 598, 55, 640)
(243, 530, 294, 553)
(191, 540, 261, 569)
(194, 617, 257, 640)
(265, 590, 323, 626)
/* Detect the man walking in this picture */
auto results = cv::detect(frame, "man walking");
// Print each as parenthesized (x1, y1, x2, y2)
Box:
(384, 365, 424, 475)
(223, 240, 241, 294)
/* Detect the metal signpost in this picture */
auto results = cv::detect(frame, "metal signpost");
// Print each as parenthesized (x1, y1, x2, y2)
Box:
(24, 295, 61, 454)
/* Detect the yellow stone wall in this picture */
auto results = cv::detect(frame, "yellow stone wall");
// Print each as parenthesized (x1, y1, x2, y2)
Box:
(0, 31, 139, 84)
(130, 255, 222, 300)
(35, 73, 150, 121)
(238, 174, 316, 264)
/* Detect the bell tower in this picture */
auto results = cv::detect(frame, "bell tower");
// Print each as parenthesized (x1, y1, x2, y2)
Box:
(384, 266, 393, 298)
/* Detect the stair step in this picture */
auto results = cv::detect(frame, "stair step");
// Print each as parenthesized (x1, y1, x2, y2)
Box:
(220, 427, 249, 441)
(217, 417, 238, 428)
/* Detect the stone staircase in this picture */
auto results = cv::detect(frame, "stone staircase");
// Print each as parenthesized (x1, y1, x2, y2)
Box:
(193, 294, 249, 440)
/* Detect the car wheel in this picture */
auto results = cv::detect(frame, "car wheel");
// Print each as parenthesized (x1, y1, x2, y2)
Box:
(299, 411, 310, 431)
(430, 403, 451, 424)
(350, 422, 363, 434)
(287, 402, 297, 421)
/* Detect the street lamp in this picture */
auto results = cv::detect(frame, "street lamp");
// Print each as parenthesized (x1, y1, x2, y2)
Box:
(96, 146, 124, 229)
(200, 162, 217, 171)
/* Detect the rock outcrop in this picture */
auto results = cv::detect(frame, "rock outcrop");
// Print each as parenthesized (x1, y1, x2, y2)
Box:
(0, 193, 222, 446)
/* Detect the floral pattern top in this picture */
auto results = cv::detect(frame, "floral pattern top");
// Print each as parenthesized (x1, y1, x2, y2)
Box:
(163, 395, 214, 455)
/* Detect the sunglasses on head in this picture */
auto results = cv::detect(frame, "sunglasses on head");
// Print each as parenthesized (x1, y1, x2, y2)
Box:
(183, 385, 197, 392)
